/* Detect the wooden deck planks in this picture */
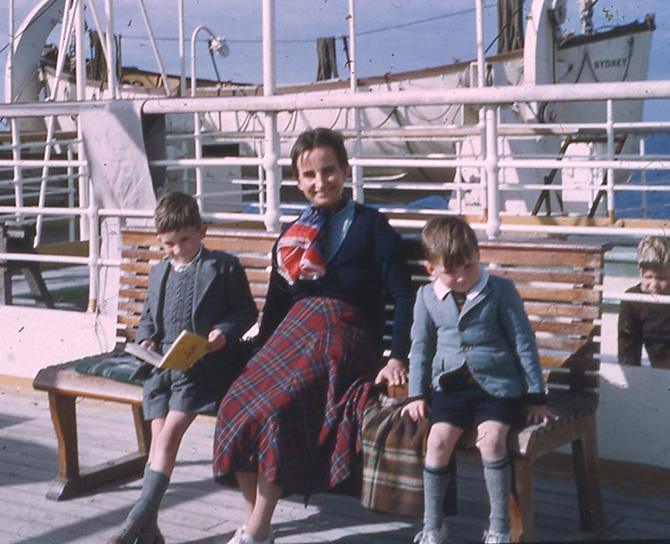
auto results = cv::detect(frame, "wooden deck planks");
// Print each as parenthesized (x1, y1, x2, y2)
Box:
(1, 383, 669, 543)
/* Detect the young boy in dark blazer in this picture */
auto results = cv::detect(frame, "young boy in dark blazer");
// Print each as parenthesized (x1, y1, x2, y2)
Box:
(618, 235, 670, 368)
(110, 191, 258, 544)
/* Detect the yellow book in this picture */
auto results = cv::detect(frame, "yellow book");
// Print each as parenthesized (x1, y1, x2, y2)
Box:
(125, 330, 208, 371)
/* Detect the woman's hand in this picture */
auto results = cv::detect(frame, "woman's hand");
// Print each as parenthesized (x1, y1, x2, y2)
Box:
(206, 328, 227, 353)
(140, 339, 157, 351)
(525, 404, 558, 425)
(401, 399, 429, 421)
(374, 358, 408, 386)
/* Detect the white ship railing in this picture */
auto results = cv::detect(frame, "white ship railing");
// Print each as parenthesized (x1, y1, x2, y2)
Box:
(4, 80, 670, 232)
(2, 75, 670, 312)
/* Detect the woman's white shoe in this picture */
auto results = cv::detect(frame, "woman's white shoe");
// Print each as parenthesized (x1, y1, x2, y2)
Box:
(226, 526, 275, 544)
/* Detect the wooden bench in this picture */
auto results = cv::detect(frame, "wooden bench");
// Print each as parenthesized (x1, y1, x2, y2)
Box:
(33, 227, 609, 542)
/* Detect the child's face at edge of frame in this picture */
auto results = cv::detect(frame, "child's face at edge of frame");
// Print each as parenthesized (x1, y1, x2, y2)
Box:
(639, 266, 670, 295)
(295, 146, 349, 208)
(157, 225, 206, 266)
(424, 251, 481, 294)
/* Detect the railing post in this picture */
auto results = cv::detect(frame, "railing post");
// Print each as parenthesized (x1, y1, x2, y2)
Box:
(178, 0, 186, 97)
(87, 181, 99, 312)
(8, 0, 23, 223)
(262, 0, 281, 232)
(348, 0, 364, 204)
(606, 99, 615, 222)
(191, 27, 205, 211)
(485, 107, 501, 239)
(639, 137, 647, 219)
(104, 0, 118, 98)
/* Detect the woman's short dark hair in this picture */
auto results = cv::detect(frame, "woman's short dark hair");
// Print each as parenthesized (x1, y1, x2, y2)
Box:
(290, 128, 349, 178)
(421, 216, 480, 270)
(154, 191, 203, 233)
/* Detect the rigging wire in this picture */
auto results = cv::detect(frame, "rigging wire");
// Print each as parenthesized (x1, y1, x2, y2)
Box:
(117, 4, 497, 46)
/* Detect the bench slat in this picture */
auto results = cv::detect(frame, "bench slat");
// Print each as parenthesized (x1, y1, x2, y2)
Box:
(524, 301, 600, 320)
(530, 320, 599, 337)
(122, 249, 162, 261)
(120, 288, 148, 302)
(488, 268, 601, 286)
(516, 285, 601, 304)
(121, 261, 153, 275)
(480, 248, 603, 269)
(118, 300, 145, 314)
(120, 276, 149, 289)
(205, 237, 275, 253)
(535, 335, 593, 353)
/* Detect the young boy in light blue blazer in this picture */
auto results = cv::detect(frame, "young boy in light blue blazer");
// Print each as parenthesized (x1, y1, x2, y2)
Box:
(402, 216, 554, 544)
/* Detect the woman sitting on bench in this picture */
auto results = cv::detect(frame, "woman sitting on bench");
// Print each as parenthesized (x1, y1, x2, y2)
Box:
(212, 127, 413, 544)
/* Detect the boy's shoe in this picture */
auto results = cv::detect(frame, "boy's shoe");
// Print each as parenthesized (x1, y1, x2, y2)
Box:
(227, 526, 275, 544)
(413, 522, 449, 544)
(483, 529, 511, 543)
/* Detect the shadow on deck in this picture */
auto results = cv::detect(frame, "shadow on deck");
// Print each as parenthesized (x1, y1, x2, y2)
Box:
(0, 382, 668, 543)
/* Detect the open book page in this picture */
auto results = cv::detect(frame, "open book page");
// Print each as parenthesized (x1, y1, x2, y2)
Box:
(125, 330, 208, 371)
(124, 342, 163, 366)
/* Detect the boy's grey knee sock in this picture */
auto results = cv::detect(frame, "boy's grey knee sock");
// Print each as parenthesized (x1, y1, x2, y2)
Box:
(482, 456, 511, 534)
(115, 466, 170, 543)
(423, 463, 452, 533)
(136, 510, 160, 544)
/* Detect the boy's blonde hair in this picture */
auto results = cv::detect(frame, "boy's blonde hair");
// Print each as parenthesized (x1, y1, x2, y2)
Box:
(154, 191, 202, 234)
(637, 236, 670, 271)
(421, 216, 479, 270)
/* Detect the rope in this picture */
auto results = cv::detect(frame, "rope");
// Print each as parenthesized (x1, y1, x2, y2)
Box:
(493, 0, 525, 54)
(316, 37, 338, 81)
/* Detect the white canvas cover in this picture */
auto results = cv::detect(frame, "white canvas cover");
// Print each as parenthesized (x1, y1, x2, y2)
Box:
(80, 100, 157, 210)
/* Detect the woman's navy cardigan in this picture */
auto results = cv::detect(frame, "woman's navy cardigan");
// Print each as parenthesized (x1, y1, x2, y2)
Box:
(258, 203, 413, 363)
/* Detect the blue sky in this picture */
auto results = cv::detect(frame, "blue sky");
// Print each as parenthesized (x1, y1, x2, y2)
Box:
(1, 1, 668, 118)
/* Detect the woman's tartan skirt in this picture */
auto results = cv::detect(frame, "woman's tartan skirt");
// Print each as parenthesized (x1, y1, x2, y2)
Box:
(212, 296, 377, 496)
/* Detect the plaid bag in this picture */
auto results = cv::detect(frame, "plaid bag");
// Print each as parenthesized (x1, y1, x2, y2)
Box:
(361, 395, 457, 517)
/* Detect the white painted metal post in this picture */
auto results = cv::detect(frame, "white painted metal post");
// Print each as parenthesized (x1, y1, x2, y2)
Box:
(105, 0, 118, 98)
(348, 0, 363, 203)
(606, 99, 615, 222)
(36, 0, 81, 245)
(262, 0, 281, 232)
(67, 146, 75, 241)
(7, 0, 13, 99)
(8, 0, 24, 221)
(190, 25, 216, 210)
(75, 0, 87, 100)
(87, 181, 100, 311)
(75, 0, 90, 243)
(179, 0, 186, 96)
(137, 0, 172, 96)
(485, 107, 501, 239)
(475, 0, 486, 90)
(639, 138, 647, 219)
(476, 0, 489, 228)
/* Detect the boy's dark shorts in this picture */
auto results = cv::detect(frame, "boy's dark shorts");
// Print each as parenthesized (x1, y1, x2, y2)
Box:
(142, 350, 246, 420)
(430, 383, 523, 429)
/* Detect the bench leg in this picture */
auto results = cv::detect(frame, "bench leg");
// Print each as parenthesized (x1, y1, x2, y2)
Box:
(47, 392, 80, 501)
(132, 404, 151, 453)
(572, 414, 604, 531)
(509, 456, 534, 542)
(45, 393, 150, 501)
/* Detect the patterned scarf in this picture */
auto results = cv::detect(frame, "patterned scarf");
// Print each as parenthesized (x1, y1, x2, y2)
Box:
(277, 206, 328, 284)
